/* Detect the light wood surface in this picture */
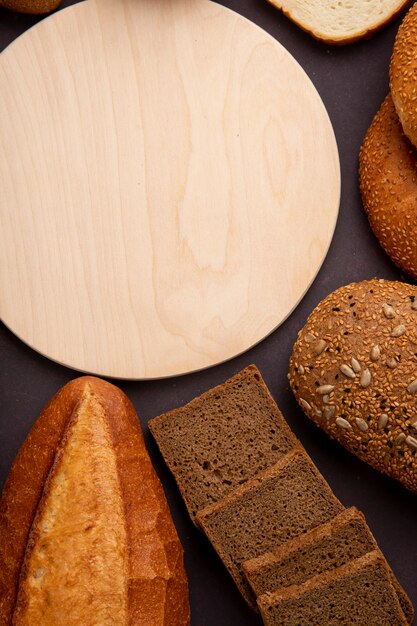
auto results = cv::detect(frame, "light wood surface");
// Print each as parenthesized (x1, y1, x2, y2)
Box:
(0, 0, 340, 379)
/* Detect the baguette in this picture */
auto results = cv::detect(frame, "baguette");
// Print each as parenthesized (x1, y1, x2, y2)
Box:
(0, 377, 190, 626)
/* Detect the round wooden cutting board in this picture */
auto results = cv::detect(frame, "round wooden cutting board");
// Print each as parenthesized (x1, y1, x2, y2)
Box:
(0, 0, 340, 379)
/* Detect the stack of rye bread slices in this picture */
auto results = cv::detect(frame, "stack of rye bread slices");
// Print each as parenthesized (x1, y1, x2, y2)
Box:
(149, 365, 413, 625)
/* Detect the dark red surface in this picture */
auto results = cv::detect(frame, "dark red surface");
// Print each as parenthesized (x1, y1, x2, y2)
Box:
(1, 2, 416, 624)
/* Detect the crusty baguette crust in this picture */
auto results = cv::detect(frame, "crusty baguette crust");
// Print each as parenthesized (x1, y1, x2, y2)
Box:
(0, 377, 190, 626)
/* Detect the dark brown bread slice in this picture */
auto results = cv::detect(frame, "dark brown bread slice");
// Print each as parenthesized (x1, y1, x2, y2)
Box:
(149, 365, 298, 519)
(243, 507, 413, 624)
(257, 551, 408, 626)
(195, 448, 343, 607)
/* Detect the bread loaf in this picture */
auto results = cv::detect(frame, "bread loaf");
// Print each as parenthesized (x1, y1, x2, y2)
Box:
(390, 3, 417, 150)
(0, 377, 190, 626)
(359, 94, 417, 280)
(289, 279, 417, 493)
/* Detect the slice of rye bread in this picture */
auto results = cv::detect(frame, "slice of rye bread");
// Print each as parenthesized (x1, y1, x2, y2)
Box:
(257, 550, 408, 626)
(243, 507, 413, 624)
(148, 365, 298, 520)
(195, 448, 344, 607)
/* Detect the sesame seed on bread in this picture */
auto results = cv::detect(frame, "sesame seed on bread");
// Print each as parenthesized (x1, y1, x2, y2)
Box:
(289, 279, 417, 493)
(359, 94, 417, 280)
(390, 2, 417, 150)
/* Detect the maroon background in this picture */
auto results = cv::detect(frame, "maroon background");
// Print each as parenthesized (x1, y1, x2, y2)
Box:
(1, 1, 416, 624)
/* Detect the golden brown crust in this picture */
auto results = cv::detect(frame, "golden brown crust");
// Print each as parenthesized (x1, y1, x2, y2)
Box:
(0, 0, 60, 14)
(266, 0, 412, 45)
(0, 377, 190, 626)
(289, 279, 417, 494)
(390, 3, 417, 148)
(359, 94, 417, 279)
(0, 379, 83, 625)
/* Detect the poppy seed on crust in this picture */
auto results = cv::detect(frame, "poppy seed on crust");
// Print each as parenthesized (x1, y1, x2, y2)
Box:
(289, 279, 417, 494)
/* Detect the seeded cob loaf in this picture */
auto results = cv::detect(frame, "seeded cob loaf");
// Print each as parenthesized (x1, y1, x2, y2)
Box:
(257, 551, 408, 625)
(196, 448, 344, 607)
(149, 365, 298, 520)
(359, 95, 417, 280)
(242, 507, 413, 623)
(289, 279, 417, 493)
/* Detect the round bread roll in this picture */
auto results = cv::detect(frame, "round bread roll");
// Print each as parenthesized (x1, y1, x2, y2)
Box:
(390, 2, 417, 149)
(289, 279, 417, 493)
(359, 94, 417, 280)
(0, 0, 60, 14)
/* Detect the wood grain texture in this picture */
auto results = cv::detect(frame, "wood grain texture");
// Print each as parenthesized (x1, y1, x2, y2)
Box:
(0, 0, 340, 379)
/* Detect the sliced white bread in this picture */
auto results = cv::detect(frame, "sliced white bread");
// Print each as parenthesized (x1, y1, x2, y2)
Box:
(267, 0, 412, 44)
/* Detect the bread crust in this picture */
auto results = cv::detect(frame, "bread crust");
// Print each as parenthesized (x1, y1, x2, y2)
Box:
(243, 506, 414, 623)
(257, 551, 408, 625)
(289, 279, 417, 494)
(391, 3, 417, 148)
(149, 364, 299, 521)
(359, 94, 417, 279)
(0, 0, 61, 14)
(0, 377, 190, 626)
(266, 0, 412, 45)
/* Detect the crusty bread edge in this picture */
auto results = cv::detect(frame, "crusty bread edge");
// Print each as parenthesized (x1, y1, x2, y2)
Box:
(257, 550, 408, 624)
(149, 364, 299, 521)
(266, 0, 412, 45)
(0, 378, 84, 625)
(243, 505, 413, 624)
(84, 377, 190, 626)
(243, 506, 363, 578)
(0, 377, 190, 626)
(195, 447, 342, 528)
(390, 3, 417, 149)
(195, 448, 343, 609)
